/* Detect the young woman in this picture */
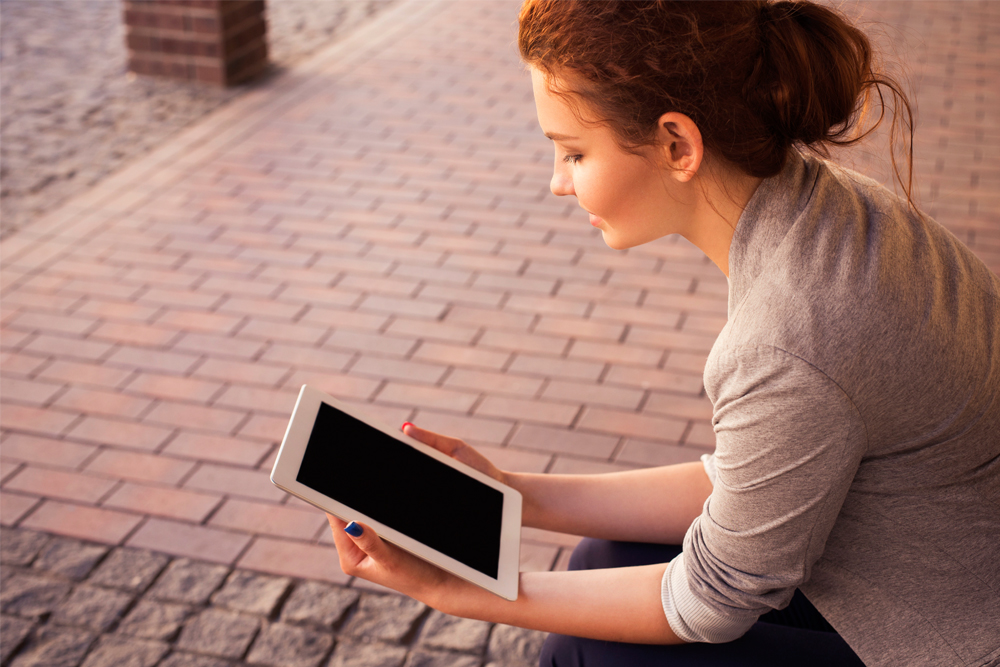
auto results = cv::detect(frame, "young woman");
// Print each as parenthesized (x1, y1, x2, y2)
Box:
(328, 2, 1000, 665)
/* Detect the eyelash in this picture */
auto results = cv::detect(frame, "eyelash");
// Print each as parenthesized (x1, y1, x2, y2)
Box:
(563, 154, 582, 164)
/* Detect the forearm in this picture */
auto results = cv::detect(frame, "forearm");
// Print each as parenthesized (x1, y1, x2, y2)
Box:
(332, 512, 685, 645)
(428, 563, 684, 644)
(508, 461, 713, 544)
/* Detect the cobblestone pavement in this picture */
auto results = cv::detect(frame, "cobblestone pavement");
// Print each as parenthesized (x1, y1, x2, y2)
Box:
(1, 526, 543, 666)
(0, 0, 998, 666)
(0, 0, 394, 238)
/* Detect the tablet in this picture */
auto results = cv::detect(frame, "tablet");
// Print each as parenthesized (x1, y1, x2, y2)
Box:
(271, 385, 522, 600)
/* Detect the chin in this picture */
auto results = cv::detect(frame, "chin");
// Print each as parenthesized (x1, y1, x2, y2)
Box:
(600, 231, 634, 251)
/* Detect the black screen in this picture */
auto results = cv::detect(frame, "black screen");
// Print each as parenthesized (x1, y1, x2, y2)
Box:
(296, 403, 504, 578)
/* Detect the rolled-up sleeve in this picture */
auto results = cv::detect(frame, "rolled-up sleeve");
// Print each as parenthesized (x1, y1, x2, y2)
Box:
(661, 346, 866, 642)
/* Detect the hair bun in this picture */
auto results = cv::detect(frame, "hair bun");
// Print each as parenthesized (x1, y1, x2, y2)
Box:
(749, 1, 869, 147)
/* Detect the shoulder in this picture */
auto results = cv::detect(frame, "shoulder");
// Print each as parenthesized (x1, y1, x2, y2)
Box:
(718, 152, 1000, 437)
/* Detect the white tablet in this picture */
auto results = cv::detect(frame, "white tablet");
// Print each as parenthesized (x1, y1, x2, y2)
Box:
(271, 385, 522, 600)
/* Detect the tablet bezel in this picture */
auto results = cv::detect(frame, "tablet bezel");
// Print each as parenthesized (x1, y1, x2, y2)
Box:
(271, 385, 521, 600)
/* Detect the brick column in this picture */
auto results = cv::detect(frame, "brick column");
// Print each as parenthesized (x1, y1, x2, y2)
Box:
(123, 1, 268, 87)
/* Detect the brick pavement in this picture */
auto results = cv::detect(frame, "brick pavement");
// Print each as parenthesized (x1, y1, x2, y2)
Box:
(1, 0, 998, 665)
(0, 0, 397, 238)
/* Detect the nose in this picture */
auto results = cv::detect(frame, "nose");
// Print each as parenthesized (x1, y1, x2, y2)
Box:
(550, 160, 574, 197)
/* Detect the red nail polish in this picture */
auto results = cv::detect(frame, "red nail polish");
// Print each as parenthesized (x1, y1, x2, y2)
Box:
(402, 422, 414, 431)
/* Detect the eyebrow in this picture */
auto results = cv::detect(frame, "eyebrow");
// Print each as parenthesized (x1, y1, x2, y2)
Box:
(544, 132, 579, 141)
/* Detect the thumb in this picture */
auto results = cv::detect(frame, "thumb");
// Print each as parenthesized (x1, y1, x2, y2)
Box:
(342, 521, 390, 562)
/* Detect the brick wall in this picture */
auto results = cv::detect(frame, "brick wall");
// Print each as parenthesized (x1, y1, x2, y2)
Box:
(123, 0, 268, 86)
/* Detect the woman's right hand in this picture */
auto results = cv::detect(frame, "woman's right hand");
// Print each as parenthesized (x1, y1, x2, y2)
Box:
(401, 422, 508, 486)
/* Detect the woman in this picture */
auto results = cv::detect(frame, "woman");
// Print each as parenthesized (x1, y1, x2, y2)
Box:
(329, 2, 1000, 665)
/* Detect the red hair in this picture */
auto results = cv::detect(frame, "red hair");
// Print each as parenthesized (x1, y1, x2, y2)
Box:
(519, 0, 913, 199)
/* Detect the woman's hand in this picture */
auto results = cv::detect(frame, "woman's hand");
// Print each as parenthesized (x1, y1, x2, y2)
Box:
(401, 422, 508, 485)
(327, 514, 459, 605)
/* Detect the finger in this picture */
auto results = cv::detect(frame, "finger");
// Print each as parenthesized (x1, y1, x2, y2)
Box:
(402, 422, 505, 483)
(402, 422, 463, 456)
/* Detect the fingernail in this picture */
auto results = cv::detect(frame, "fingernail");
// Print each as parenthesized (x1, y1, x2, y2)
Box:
(401, 422, 414, 432)
(344, 521, 363, 537)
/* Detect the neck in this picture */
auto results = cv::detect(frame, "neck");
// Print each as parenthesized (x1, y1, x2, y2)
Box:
(681, 165, 762, 278)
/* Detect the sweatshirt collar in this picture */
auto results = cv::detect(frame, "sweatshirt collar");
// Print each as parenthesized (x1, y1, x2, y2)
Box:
(726, 149, 819, 319)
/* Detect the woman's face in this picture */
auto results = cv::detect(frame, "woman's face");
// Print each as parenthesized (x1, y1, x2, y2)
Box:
(531, 68, 688, 250)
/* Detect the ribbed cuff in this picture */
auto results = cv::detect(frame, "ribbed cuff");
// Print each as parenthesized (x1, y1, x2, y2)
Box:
(661, 553, 756, 644)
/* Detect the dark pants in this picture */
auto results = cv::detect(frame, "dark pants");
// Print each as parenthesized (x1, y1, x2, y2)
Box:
(540, 539, 864, 667)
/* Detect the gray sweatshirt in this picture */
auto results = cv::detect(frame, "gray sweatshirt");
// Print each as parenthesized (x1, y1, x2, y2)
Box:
(661, 149, 1000, 666)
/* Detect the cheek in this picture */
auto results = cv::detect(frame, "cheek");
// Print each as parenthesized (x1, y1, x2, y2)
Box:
(585, 164, 649, 219)
(574, 167, 615, 215)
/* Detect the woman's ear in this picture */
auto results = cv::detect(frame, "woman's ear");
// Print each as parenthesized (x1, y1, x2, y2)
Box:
(656, 112, 703, 182)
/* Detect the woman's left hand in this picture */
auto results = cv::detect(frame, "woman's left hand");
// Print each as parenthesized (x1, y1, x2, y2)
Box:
(327, 513, 463, 608)
(328, 515, 683, 645)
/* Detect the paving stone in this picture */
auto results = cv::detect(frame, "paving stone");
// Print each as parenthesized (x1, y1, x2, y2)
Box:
(340, 594, 426, 644)
(156, 653, 230, 667)
(147, 559, 229, 605)
(210, 569, 291, 617)
(33, 537, 108, 580)
(1, 614, 36, 663)
(115, 599, 193, 641)
(79, 635, 169, 667)
(175, 608, 260, 660)
(88, 548, 170, 593)
(281, 581, 359, 628)
(0, 528, 49, 566)
(245, 621, 334, 667)
(8, 625, 95, 667)
(50, 584, 133, 632)
(486, 625, 547, 667)
(418, 610, 492, 654)
(327, 640, 408, 667)
(405, 649, 480, 667)
(0, 573, 71, 618)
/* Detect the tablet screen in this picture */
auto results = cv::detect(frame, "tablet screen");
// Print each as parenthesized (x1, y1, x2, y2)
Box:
(296, 403, 504, 578)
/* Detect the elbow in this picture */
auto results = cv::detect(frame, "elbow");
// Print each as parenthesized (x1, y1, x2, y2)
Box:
(662, 557, 759, 644)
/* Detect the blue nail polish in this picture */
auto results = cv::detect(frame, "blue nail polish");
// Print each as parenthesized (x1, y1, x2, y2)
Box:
(344, 521, 363, 537)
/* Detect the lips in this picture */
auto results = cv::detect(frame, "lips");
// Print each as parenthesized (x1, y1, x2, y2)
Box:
(589, 212, 603, 227)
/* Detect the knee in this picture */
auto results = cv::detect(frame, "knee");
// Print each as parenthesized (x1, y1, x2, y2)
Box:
(567, 539, 683, 571)
(566, 537, 611, 571)
(539, 633, 582, 667)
